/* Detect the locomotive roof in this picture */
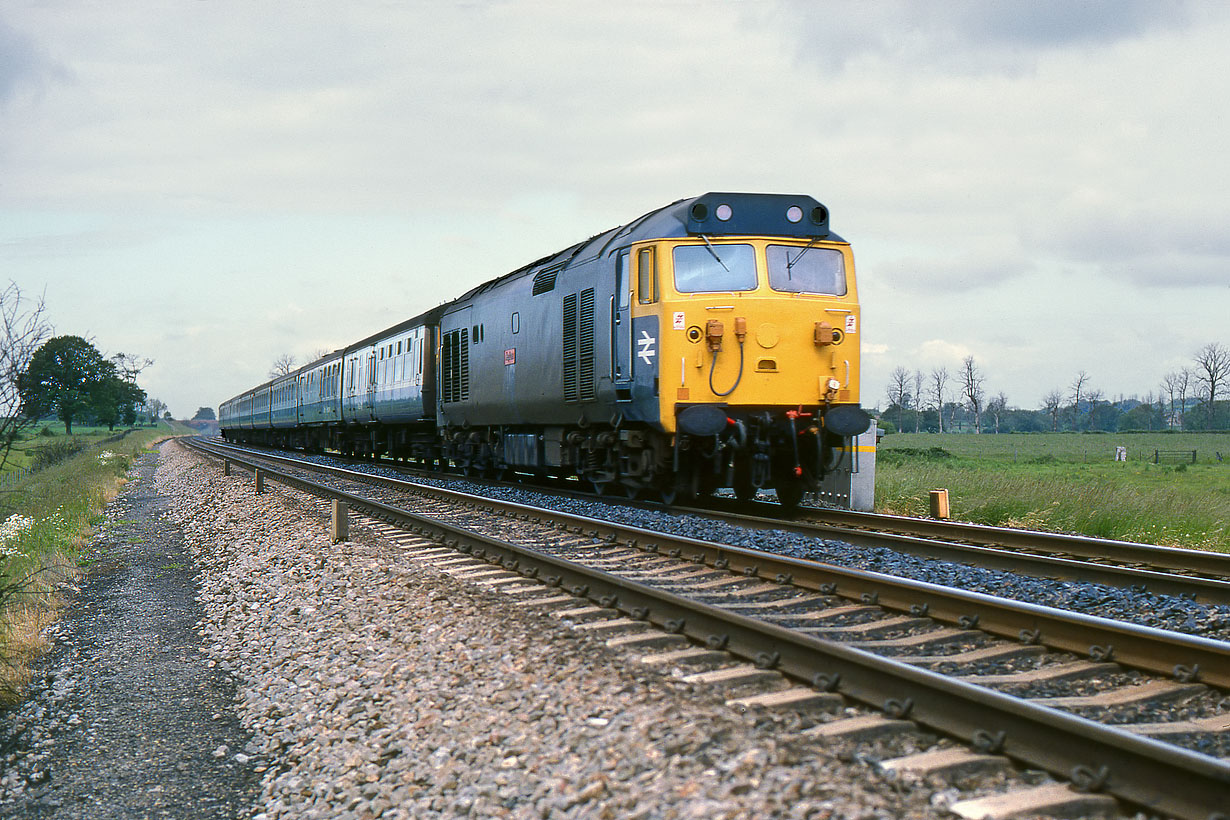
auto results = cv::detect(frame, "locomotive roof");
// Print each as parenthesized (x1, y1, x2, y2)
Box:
(221, 194, 842, 408)
(450, 192, 843, 304)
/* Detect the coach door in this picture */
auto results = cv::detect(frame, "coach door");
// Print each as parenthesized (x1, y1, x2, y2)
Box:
(612, 251, 633, 401)
(363, 350, 377, 420)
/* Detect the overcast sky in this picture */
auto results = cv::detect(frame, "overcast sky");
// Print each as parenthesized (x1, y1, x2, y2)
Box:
(2, 1, 1227, 418)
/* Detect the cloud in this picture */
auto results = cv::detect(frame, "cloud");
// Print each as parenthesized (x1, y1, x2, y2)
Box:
(873, 241, 1032, 293)
(769, 0, 1199, 76)
(1041, 193, 1230, 288)
(0, 16, 67, 105)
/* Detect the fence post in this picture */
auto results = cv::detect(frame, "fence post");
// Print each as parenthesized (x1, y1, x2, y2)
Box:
(331, 499, 349, 544)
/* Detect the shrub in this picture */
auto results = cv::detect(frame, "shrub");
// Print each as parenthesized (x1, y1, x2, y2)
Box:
(29, 439, 85, 471)
(877, 447, 953, 466)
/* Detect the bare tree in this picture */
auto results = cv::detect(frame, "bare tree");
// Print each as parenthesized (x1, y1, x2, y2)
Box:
(986, 392, 1008, 434)
(885, 366, 910, 432)
(1, 282, 50, 471)
(960, 355, 986, 433)
(911, 370, 924, 432)
(269, 353, 298, 379)
(141, 397, 167, 425)
(1042, 389, 1063, 432)
(929, 367, 950, 434)
(1193, 342, 1230, 426)
(1068, 371, 1090, 431)
(111, 351, 154, 382)
(1160, 372, 1180, 429)
(1175, 368, 1191, 430)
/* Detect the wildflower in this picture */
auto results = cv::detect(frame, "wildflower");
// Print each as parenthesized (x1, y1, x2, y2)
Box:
(0, 513, 35, 560)
(98, 450, 118, 463)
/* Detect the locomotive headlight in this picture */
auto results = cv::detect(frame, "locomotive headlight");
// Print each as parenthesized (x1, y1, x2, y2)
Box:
(715, 203, 733, 221)
(827, 378, 841, 391)
(786, 206, 804, 223)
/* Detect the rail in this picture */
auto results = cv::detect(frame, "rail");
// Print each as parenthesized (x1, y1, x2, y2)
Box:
(183, 438, 1230, 820)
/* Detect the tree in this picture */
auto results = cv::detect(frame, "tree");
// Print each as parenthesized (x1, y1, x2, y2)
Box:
(1193, 343, 1230, 427)
(960, 355, 985, 434)
(18, 336, 113, 435)
(192, 406, 216, 421)
(91, 359, 147, 431)
(140, 398, 167, 426)
(911, 370, 924, 432)
(986, 392, 1008, 434)
(1068, 371, 1090, 431)
(885, 366, 910, 432)
(0, 282, 50, 470)
(269, 353, 298, 378)
(111, 351, 154, 383)
(929, 367, 950, 434)
(1041, 389, 1063, 432)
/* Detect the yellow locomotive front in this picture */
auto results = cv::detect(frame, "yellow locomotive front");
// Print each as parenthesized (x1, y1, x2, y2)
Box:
(627, 194, 870, 507)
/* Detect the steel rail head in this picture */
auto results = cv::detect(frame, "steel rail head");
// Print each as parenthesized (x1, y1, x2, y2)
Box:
(802, 506, 1230, 579)
(189, 439, 1230, 688)
(189, 440, 1230, 820)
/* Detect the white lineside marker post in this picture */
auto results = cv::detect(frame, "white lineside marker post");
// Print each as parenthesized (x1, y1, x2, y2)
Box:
(929, 488, 950, 519)
(255, 468, 265, 494)
(332, 499, 349, 544)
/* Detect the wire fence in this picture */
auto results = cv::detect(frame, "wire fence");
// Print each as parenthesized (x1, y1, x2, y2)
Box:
(0, 467, 32, 490)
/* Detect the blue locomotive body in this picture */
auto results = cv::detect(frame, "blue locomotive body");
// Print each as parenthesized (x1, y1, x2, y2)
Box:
(219, 194, 874, 508)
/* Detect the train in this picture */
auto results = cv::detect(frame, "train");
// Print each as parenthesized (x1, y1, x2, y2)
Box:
(219, 192, 876, 509)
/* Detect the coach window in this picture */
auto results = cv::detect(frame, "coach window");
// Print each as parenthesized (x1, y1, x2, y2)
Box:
(637, 247, 657, 304)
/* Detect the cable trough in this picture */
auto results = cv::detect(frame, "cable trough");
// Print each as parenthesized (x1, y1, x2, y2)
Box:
(185, 439, 1230, 820)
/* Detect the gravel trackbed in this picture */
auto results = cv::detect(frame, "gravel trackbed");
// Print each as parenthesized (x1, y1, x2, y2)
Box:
(4, 441, 968, 819)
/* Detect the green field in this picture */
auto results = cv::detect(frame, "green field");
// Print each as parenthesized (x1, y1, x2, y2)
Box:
(2, 421, 168, 474)
(875, 432, 1230, 552)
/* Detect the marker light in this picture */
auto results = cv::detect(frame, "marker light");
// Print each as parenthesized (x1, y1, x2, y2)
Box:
(715, 203, 733, 221)
(786, 205, 803, 223)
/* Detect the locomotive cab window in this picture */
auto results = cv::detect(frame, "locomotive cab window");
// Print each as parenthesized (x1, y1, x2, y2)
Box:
(673, 243, 756, 293)
(637, 247, 657, 304)
(616, 253, 631, 310)
(767, 245, 846, 295)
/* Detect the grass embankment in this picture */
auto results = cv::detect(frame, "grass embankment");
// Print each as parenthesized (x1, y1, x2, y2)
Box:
(876, 432, 1230, 552)
(0, 422, 190, 703)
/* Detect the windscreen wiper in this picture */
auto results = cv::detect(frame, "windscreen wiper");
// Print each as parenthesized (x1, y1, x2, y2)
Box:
(700, 235, 731, 273)
(786, 237, 820, 277)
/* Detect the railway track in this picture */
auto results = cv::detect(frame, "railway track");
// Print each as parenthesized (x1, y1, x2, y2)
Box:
(204, 438, 1230, 605)
(184, 438, 1230, 819)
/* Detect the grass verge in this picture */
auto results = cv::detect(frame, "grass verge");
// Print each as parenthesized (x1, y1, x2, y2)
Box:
(0, 422, 190, 704)
(876, 432, 1230, 551)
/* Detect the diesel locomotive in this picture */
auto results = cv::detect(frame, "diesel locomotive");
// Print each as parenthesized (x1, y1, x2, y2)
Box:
(219, 193, 874, 509)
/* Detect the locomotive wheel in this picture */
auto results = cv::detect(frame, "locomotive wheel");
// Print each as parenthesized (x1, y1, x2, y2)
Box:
(775, 479, 805, 511)
(733, 460, 756, 502)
